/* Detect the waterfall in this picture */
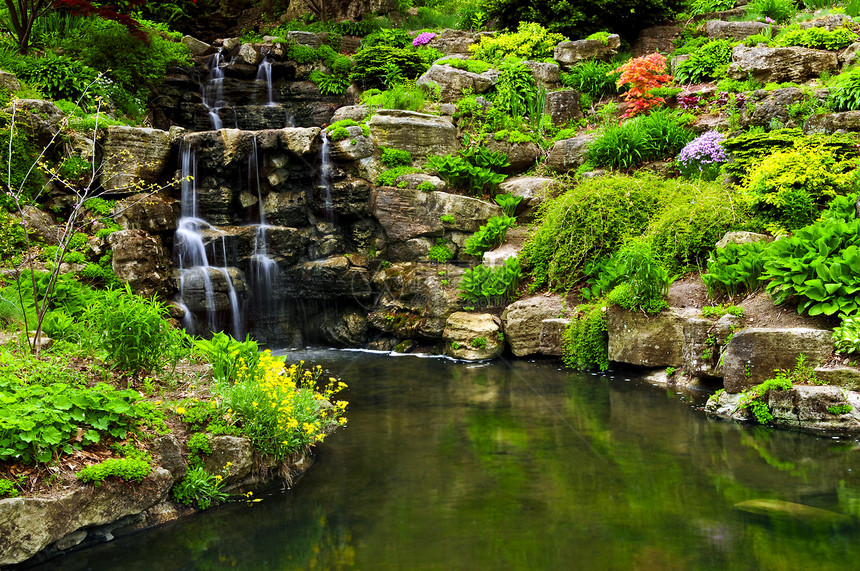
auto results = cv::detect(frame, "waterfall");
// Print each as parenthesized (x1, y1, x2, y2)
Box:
(174, 142, 243, 339)
(202, 48, 226, 130)
(248, 136, 282, 318)
(320, 134, 334, 222)
(255, 53, 276, 107)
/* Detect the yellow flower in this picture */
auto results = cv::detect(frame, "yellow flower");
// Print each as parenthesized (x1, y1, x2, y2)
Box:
(175, 406, 186, 415)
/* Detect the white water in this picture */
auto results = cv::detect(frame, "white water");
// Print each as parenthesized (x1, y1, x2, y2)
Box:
(320, 134, 334, 222)
(255, 53, 276, 107)
(202, 49, 226, 130)
(248, 136, 282, 315)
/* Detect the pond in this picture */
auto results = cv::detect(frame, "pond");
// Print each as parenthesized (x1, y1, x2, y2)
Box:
(46, 349, 860, 570)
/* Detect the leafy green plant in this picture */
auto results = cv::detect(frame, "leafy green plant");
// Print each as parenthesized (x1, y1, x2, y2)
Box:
(381, 147, 412, 167)
(0, 478, 19, 498)
(16, 55, 99, 104)
(194, 332, 260, 385)
(737, 374, 792, 424)
(587, 109, 695, 169)
(674, 39, 732, 84)
(746, 0, 796, 23)
(172, 466, 227, 509)
(350, 45, 428, 89)
(774, 26, 857, 50)
(360, 82, 428, 111)
(428, 238, 455, 262)
(702, 241, 771, 298)
(689, 0, 735, 15)
(437, 58, 495, 74)
(702, 304, 745, 319)
(833, 314, 860, 355)
(326, 119, 369, 141)
(494, 192, 523, 217)
(470, 337, 487, 349)
(427, 148, 508, 196)
(469, 21, 567, 62)
(376, 166, 422, 186)
(562, 302, 610, 371)
(828, 403, 853, 415)
(440, 214, 456, 224)
(418, 181, 436, 192)
(77, 457, 152, 486)
(309, 70, 351, 95)
(463, 215, 516, 257)
(829, 67, 860, 111)
(458, 257, 522, 306)
(584, 240, 671, 314)
(560, 60, 620, 99)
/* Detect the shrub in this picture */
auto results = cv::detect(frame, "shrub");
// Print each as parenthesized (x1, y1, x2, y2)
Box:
(582, 240, 670, 314)
(494, 192, 523, 217)
(689, 0, 735, 15)
(560, 60, 619, 99)
(361, 28, 414, 49)
(326, 119, 368, 141)
(676, 130, 728, 181)
(615, 53, 672, 117)
(829, 67, 860, 111)
(702, 240, 771, 298)
(463, 215, 516, 257)
(350, 45, 428, 89)
(746, 0, 796, 24)
(309, 70, 350, 95)
(562, 302, 609, 371)
(0, 478, 19, 498)
(376, 166, 421, 186)
(84, 284, 175, 372)
(172, 466, 227, 509)
(427, 147, 509, 195)
(587, 109, 695, 169)
(193, 332, 260, 385)
(437, 58, 495, 74)
(833, 314, 860, 355)
(380, 147, 412, 167)
(738, 374, 793, 424)
(15, 55, 99, 103)
(469, 22, 567, 62)
(77, 457, 152, 486)
(428, 238, 455, 262)
(774, 27, 858, 50)
(360, 82, 428, 111)
(457, 257, 522, 305)
(674, 40, 732, 84)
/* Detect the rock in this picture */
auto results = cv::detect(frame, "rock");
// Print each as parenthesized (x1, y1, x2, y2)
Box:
(0, 468, 172, 566)
(427, 29, 477, 56)
(484, 137, 541, 174)
(742, 88, 816, 129)
(318, 306, 368, 347)
(393, 173, 446, 191)
(416, 63, 499, 102)
(201, 436, 254, 486)
(524, 61, 560, 86)
(554, 34, 621, 69)
(496, 176, 554, 221)
(175, 266, 247, 313)
(281, 256, 371, 299)
(149, 435, 185, 481)
(0, 69, 20, 91)
(840, 42, 860, 69)
(540, 318, 570, 357)
(443, 312, 503, 360)
(546, 134, 596, 172)
(108, 229, 174, 298)
(814, 366, 860, 391)
(544, 89, 584, 127)
(633, 25, 683, 57)
(767, 385, 860, 432)
(671, 54, 691, 77)
(502, 295, 567, 357)
(22, 207, 60, 244)
(482, 243, 520, 268)
(328, 126, 374, 161)
(287, 30, 322, 49)
(734, 499, 853, 527)
(236, 42, 262, 66)
(727, 45, 838, 84)
(683, 315, 740, 378)
(181, 35, 213, 55)
(803, 111, 860, 134)
(367, 109, 458, 160)
(715, 231, 773, 249)
(330, 105, 371, 123)
(608, 306, 696, 368)
(6, 99, 64, 146)
(115, 192, 180, 234)
(798, 14, 854, 31)
(101, 126, 173, 194)
(704, 20, 769, 41)
(721, 328, 834, 393)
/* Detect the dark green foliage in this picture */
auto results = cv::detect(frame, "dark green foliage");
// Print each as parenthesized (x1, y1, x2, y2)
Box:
(381, 147, 412, 167)
(492, 60, 538, 118)
(458, 257, 522, 306)
(361, 28, 414, 49)
(674, 40, 732, 84)
(463, 215, 516, 257)
(172, 466, 227, 509)
(350, 45, 428, 89)
(15, 55, 99, 103)
(193, 332, 259, 385)
(309, 70, 350, 95)
(560, 60, 619, 99)
(77, 457, 152, 486)
(702, 241, 771, 298)
(360, 83, 427, 111)
(587, 109, 695, 169)
(481, 0, 685, 41)
(738, 374, 793, 424)
(0, 114, 45, 204)
(562, 302, 609, 371)
(427, 146, 509, 196)
(494, 192, 523, 217)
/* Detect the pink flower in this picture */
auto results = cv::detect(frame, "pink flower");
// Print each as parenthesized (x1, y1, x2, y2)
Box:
(412, 32, 436, 47)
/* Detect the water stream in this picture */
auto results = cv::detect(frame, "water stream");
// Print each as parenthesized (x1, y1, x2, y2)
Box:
(255, 52, 276, 107)
(47, 350, 860, 570)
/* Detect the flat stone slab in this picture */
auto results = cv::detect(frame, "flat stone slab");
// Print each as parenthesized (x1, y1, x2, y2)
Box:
(608, 306, 697, 368)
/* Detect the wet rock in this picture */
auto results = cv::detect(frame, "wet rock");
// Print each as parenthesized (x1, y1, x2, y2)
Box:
(502, 295, 567, 357)
(115, 192, 180, 234)
(540, 317, 570, 357)
(546, 134, 597, 172)
(721, 328, 834, 393)
(236, 42, 262, 66)
(554, 34, 621, 69)
(608, 306, 697, 368)
(149, 435, 186, 481)
(101, 126, 173, 194)
(704, 20, 769, 41)
(416, 63, 499, 103)
(318, 306, 368, 347)
(262, 191, 308, 227)
(367, 109, 458, 160)
(176, 266, 246, 312)
(444, 312, 504, 360)
(814, 366, 860, 391)
(544, 89, 584, 127)
(108, 229, 174, 298)
(281, 256, 372, 299)
(683, 314, 741, 378)
(727, 45, 838, 84)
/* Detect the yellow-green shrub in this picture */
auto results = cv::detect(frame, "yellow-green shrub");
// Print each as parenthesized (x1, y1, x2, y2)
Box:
(469, 22, 567, 62)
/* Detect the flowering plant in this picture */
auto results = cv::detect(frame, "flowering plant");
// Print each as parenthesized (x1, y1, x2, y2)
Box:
(614, 53, 672, 118)
(413, 32, 436, 47)
(677, 131, 727, 181)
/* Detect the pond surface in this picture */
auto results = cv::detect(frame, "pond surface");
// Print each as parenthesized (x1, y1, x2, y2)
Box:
(49, 350, 860, 570)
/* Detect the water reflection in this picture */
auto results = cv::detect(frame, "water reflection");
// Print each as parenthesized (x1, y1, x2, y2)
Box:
(46, 350, 860, 570)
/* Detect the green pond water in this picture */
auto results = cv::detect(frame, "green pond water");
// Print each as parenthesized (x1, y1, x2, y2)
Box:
(45, 349, 860, 570)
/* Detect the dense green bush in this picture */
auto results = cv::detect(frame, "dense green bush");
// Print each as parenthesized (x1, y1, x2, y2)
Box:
(560, 60, 619, 99)
(77, 457, 152, 485)
(469, 21, 566, 61)
(562, 302, 609, 371)
(458, 257, 522, 305)
(15, 55, 99, 103)
(172, 466, 227, 509)
(746, 0, 796, 23)
(350, 45, 428, 89)
(587, 109, 695, 169)
(463, 215, 516, 257)
(584, 240, 670, 314)
(492, 60, 539, 117)
(673, 40, 732, 84)
(774, 26, 858, 50)
(829, 67, 860, 111)
(701, 240, 771, 297)
(360, 83, 427, 111)
(427, 146, 509, 196)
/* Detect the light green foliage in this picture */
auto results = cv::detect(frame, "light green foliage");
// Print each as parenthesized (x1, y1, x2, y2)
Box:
(470, 337, 487, 349)
(562, 302, 610, 371)
(376, 166, 422, 186)
(327, 119, 367, 141)
(0, 210, 26, 263)
(674, 39, 732, 84)
(437, 58, 495, 74)
(829, 67, 860, 111)
(701, 304, 745, 319)
(309, 70, 350, 95)
(738, 375, 793, 424)
(743, 145, 855, 232)
(492, 60, 538, 117)
(585, 31, 611, 45)
(828, 403, 853, 415)
(0, 478, 19, 497)
(360, 82, 428, 111)
(418, 181, 436, 192)
(689, 0, 735, 15)
(194, 332, 260, 385)
(428, 238, 455, 262)
(494, 192, 522, 217)
(380, 147, 412, 167)
(172, 466, 227, 509)
(774, 26, 858, 50)
(493, 129, 533, 144)
(702, 241, 771, 297)
(463, 215, 516, 257)
(582, 240, 670, 314)
(77, 457, 152, 486)
(440, 214, 456, 224)
(833, 314, 860, 355)
(764, 217, 860, 317)
(587, 109, 695, 169)
(560, 60, 620, 99)
(469, 22, 567, 62)
(746, 0, 796, 23)
(458, 257, 522, 305)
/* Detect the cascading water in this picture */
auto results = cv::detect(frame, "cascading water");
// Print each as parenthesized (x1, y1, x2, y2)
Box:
(248, 136, 282, 317)
(174, 142, 243, 339)
(319, 134, 335, 222)
(202, 48, 226, 130)
(255, 52, 276, 107)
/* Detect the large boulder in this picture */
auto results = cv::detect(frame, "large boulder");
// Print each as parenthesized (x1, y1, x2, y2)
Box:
(427, 29, 478, 55)
(502, 295, 566, 357)
(317, 306, 368, 347)
(6, 99, 64, 146)
(0, 69, 20, 91)
(524, 61, 561, 87)
(607, 306, 696, 368)
(546, 134, 597, 172)
(741, 87, 822, 129)
(416, 63, 499, 103)
(544, 89, 584, 127)
(721, 328, 834, 393)
(554, 35, 621, 69)
(727, 45, 838, 84)
(683, 314, 741, 379)
(803, 111, 860, 134)
(108, 229, 174, 298)
(704, 20, 770, 41)
(484, 137, 541, 174)
(115, 192, 180, 234)
(281, 256, 371, 299)
(540, 317, 570, 357)
(443, 312, 504, 360)
(328, 126, 374, 162)
(367, 109, 458, 160)
(101, 126, 173, 194)
(176, 266, 246, 312)
(201, 435, 254, 486)
(633, 25, 683, 57)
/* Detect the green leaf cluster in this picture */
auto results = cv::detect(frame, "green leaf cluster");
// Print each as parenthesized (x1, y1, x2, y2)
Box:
(172, 466, 227, 510)
(674, 39, 732, 84)
(15, 55, 99, 103)
(829, 67, 860, 111)
(350, 45, 428, 89)
(428, 238, 455, 262)
(469, 22, 567, 62)
(833, 314, 860, 355)
(702, 241, 770, 297)
(0, 478, 19, 498)
(562, 302, 609, 371)
(560, 60, 620, 99)
(437, 58, 495, 74)
(774, 26, 858, 50)
(76, 457, 152, 486)
(427, 146, 509, 196)
(458, 257, 522, 306)
(587, 109, 695, 169)
(380, 147, 412, 167)
(463, 215, 516, 257)
(376, 166, 422, 186)
(583, 240, 670, 314)
(494, 192, 522, 217)
(194, 332, 260, 385)
(309, 70, 351, 95)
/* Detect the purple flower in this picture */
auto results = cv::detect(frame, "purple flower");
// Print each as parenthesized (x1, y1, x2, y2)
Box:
(413, 32, 436, 47)
(678, 131, 727, 174)
(765, 17, 775, 24)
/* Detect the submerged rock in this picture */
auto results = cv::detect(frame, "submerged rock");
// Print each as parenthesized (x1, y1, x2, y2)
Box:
(734, 499, 853, 527)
